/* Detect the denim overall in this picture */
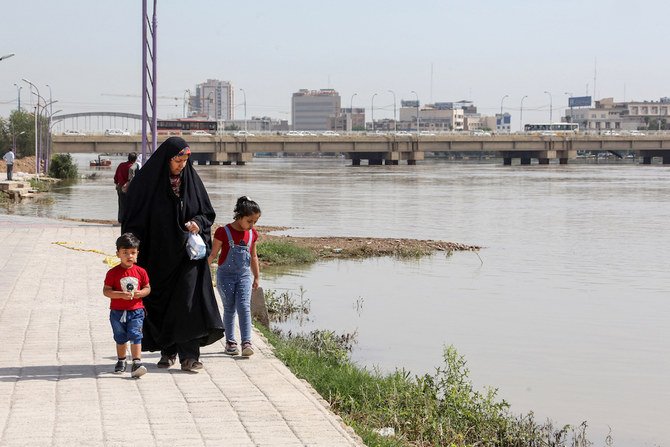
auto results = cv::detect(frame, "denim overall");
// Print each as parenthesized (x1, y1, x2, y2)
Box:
(216, 226, 253, 344)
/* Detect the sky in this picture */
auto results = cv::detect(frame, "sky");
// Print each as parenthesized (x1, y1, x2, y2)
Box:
(1, 0, 669, 129)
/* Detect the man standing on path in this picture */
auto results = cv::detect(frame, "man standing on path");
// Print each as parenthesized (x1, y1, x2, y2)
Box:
(3, 147, 14, 180)
(114, 152, 138, 223)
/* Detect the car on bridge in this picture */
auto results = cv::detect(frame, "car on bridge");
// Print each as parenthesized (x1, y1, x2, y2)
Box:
(233, 130, 255, 137)
(321, 131, 340, 136)
(191, 130, 212, 136)
(64, 130, 86, 136)
(104, 129, 131, 136)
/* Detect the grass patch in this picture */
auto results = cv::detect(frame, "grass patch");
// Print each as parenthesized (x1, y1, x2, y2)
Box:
(257, 239, 317, 265)
(29, 178, 52, 192)
(256, 323, 594, 447)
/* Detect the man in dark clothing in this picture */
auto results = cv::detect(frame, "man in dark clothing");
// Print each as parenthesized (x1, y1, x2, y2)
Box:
(114, 152, 138, 223)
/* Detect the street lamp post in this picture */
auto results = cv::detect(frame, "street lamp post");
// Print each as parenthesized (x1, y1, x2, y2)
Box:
(240, 88, 247, 132)
(371, 93, 378, 132)
(183, 89, 191, 118)
(46, 108, 62, 174)
(13, 83, 22, 112)
(564, 92, 573, 123)
(520, 95, 528, 132)
(22, 78, 42, 174)
(544, 90, 553, 124)
(410, 90, 419, 132)
(388, 90, 397, 132)
(349, 93, 357, 132)
(0, 53, 15, 62)
(500, 94, 509, 133)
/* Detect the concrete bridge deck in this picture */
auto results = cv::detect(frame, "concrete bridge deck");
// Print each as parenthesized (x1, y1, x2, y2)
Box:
(52, 133, 670, 165)
(0, 215, 363, 447)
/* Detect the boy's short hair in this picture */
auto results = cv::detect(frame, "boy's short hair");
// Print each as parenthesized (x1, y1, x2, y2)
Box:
(116, 232, 140, 250)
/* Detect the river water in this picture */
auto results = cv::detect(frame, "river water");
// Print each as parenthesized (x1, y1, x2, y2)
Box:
(7, 154, 669, 446)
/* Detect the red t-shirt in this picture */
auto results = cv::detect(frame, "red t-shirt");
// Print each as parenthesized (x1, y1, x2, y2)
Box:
(114, 160, 134, 186)
(104, 264, 150, 311)
(213, 224, 258, 265)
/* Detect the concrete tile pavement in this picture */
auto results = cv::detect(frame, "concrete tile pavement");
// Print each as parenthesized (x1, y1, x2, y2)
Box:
(0, 218, 365, 446)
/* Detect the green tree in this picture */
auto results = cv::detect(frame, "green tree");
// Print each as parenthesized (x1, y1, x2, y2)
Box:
(0, 110, 35, 157)
(49, 153, 78, 179)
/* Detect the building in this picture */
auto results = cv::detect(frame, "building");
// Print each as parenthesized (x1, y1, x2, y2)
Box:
(291, 89, 341, 130)
(495, 113, 512, 133)
(336, 107, 365, 131)
(398, 101, 464, 131)
(565, 97, 670, 131)
(189, 79, 234, 121)
(221, 116, 288, 132)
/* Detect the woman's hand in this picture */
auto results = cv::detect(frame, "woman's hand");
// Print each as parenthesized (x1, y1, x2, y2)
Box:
(185, 220, 200, 234)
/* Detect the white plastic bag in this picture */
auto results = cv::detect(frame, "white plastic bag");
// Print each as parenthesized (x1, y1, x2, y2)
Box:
(186, 233, 207, 260)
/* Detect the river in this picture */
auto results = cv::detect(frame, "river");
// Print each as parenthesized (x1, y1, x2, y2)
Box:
(7, 154, 669, 446)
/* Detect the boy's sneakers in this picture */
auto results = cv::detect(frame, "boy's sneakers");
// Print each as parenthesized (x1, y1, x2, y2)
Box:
(241, 341, 254, 357)
(131, 361, 147, 378)
(114, 359, 127, 373)
(224, 341, 240, 356)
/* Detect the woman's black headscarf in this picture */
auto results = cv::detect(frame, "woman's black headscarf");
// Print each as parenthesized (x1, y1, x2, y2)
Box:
(122, 137, 224, 351)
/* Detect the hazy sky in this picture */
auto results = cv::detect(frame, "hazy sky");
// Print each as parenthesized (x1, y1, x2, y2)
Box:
(1, 0, 668, 128)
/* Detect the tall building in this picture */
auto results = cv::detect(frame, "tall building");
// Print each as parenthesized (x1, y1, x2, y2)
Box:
(291, 89, 341, 130)
(189, 79, 233, 120)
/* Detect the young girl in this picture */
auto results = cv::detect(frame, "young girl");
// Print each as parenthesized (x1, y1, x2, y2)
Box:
(209, 196, 261, 357)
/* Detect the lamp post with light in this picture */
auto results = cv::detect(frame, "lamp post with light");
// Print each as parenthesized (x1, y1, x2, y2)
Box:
(410, 90, 419, 132)
(520, 95, 528, 132)
(240, 88, 247, 132)
(13, 83, 22, 112)
(371, 93, 378, 132)
(544, 90, 553, 124)
(388, 90, 397, 132)
(349, 93, 358, 132)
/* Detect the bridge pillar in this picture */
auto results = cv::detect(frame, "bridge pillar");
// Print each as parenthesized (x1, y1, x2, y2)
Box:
(559, 158, 569, 165)
(407, 160, 417, 165)
(369, 159, 383, 165)
(538, 158, 549, 165)
(351, 158, 361, 166)
(642, 156, 652, 164)
(503, 157, 512, 165)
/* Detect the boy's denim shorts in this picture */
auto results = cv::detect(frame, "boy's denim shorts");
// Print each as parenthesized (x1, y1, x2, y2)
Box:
(109, 309, 145, 345)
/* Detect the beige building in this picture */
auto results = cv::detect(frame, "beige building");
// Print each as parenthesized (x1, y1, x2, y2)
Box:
(565, 97, 670, 131)
(398, 104, 465, 131)
(190, 79, 234, 121)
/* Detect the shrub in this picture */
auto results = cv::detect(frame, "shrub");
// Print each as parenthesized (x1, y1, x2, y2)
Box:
(49, 154, 78, 179)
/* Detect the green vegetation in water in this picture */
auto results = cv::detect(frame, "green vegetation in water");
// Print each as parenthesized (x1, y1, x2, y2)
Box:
(257, 239, 317, 265)
(49, 154, 78, 179)
(29, 178, 52, 192)
(257, 289, 598, 447)
(264, 287, 310, 322)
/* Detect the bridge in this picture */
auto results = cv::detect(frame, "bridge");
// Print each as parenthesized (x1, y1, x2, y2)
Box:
(51, 133, 670, 165)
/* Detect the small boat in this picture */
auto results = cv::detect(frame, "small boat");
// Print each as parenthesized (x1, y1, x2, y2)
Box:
(90, 155, 112, 167)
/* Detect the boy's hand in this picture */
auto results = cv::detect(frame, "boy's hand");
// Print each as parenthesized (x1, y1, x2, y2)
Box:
(252, 278, 259, 290)
(122, 291, 134, 300)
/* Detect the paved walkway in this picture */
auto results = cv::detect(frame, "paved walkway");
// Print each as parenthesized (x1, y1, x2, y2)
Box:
(0, 216, 364, 446)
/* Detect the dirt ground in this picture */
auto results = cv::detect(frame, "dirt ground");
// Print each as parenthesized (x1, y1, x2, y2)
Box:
(0, 155, 37, 174)
(255, 225, 480, 260)
(61, 221, 481, 260)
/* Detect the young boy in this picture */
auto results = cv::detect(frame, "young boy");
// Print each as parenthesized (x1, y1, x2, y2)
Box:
(103, 233, 151, 378)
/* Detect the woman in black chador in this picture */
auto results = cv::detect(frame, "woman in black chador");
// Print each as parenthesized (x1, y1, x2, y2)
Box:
(122, 137, 224, 371)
